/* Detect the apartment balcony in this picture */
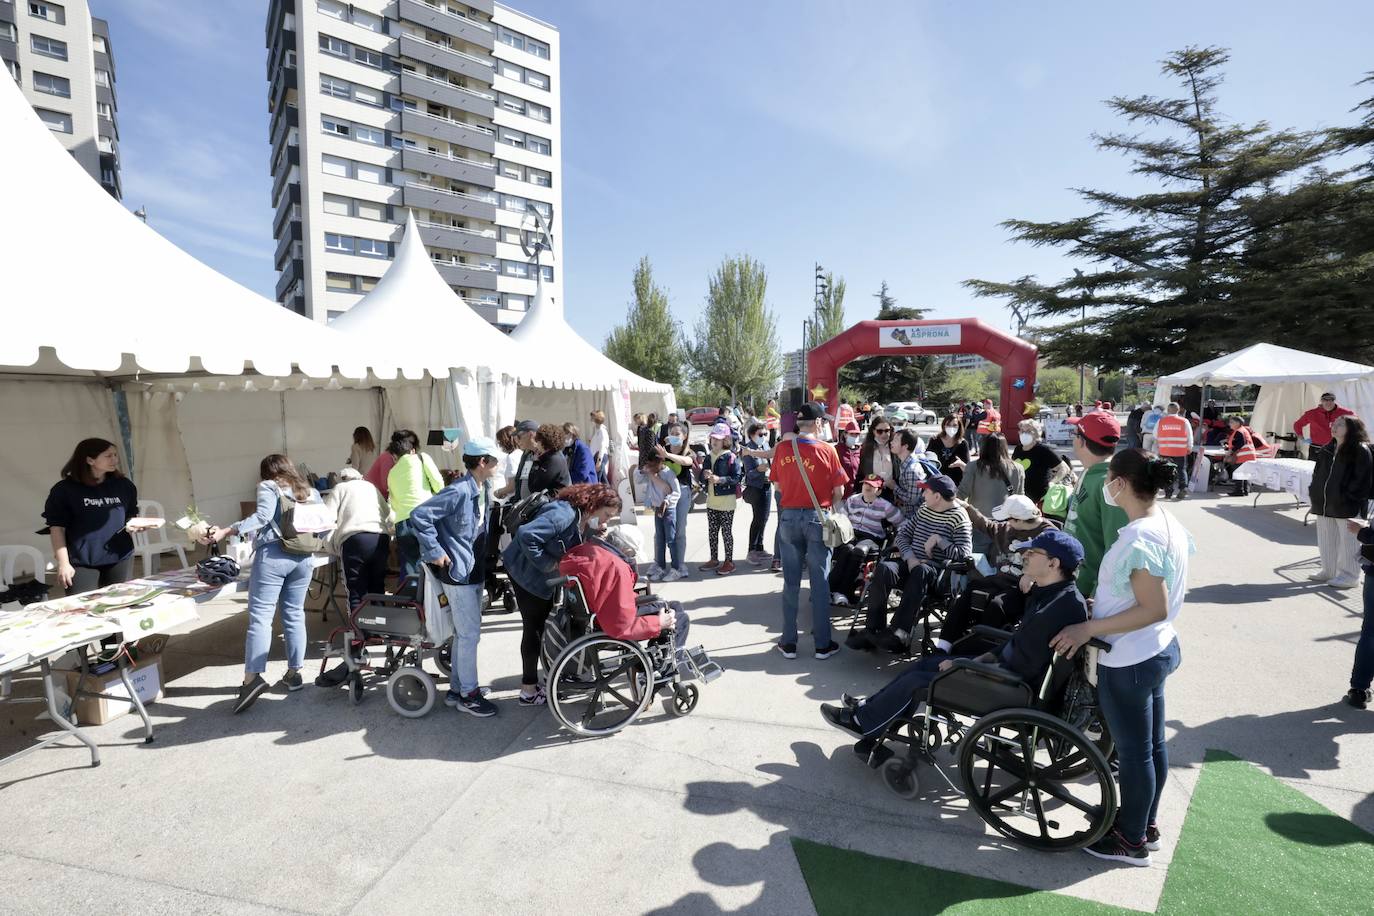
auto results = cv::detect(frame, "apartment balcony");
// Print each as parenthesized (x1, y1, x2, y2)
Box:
(400, 69, 494, 120)
(400, 108, 495, 154)
(398, 0, 495, 50)
(397, 32, 494, 84)
(402, 182, 497, 221)
(416, 220, 498, 256)
(400, 146, 495, 188)
(434, 259, 499, 290)
(275, 257, 303, 302)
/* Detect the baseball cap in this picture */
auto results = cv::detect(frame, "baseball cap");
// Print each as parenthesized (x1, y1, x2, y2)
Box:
(796, 401, 826, 421)
(462, 436, 502, 459)
(515, 419, 539, 434)
(1065, 411, 1121, 446)
(1321, 392, 1336, 400)
(861, 474, 885, 488)
(1017, 529, 1085, 572)
(992, 494, 1041, 521)
(918, 474, 957, 499)
(709, 422, 732, 439)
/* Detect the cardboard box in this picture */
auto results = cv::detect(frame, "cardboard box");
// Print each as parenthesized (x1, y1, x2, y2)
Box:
(63, 653, 164, 726)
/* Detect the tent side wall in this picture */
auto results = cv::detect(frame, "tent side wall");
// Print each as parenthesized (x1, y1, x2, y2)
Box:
(1252, 381, 1374, 443)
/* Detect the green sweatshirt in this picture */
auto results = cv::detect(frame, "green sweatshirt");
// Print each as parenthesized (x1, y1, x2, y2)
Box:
(1064, 461, 1129, 598)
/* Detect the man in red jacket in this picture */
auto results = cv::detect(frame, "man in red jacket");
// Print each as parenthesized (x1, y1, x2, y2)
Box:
(1294, 393, 1356, 451)
(558, 524, 688, 647)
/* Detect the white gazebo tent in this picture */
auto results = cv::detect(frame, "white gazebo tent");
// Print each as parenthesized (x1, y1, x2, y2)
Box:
(330, 210, 521, 443)
(1153, 343, 1374, 439)
(0, 74, 437, 548)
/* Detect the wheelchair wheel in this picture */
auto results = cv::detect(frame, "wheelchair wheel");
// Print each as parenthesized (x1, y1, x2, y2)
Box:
(434, 637, 453, 677)
(664, 683, 699, 717)
(882, 757, 920, 800)
(386, 666, 436, 718)
(349, 671, 364, 706)
(1051, 673, 1115, 778)
(549, 637, 654, 737)
(958, 707, 1116, 851)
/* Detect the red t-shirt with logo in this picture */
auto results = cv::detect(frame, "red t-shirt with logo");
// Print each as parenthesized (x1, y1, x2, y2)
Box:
(770, 436, 849, 509)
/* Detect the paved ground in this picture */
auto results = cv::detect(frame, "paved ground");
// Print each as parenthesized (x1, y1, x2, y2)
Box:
(1, 478, 1370, 915)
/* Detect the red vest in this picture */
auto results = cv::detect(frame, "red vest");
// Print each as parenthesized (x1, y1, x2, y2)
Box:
(1154, 415, 1192, 457)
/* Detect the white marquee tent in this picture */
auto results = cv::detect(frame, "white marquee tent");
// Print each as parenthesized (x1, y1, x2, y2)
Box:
(1153, 343, 1374, 439)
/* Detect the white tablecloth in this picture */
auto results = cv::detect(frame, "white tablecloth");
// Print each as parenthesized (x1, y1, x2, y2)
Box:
(1233, 458, 1315, 503)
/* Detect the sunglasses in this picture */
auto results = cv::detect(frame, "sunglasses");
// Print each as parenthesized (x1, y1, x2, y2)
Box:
(874, 428, 892, 435)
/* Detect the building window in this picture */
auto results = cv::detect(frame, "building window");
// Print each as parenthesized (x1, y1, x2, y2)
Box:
(29, 2, 65, 25)
(353, 46, 383, 69)
(33, 71, 71, 97)
(390, 95, 418, 112)
(528, 168, 551, 188)
(525, 134, 550, 155)
(503, 259, 528, 278)
(323, 193, 350, 216)
(503, 294, 528, 310)
(325, 232, 354, 254)
(498, 127, 524, 149)
(326, 271, 355, 291)
(390, 135, 417, 150)
(320, 74, 350, 98)
(30, 34, 68, 60)
(94, 69, 110, 87)
(524, 69, 549, 91)
(92, 34, 107, 54)
(4, 60, 18, 81)
(36, 107, 72, 133)
(356, 200, 385, 221)
(497, 28, 523, 52)
(529, 200, 551, 219)
(501, 194, 524, 212)
(356, 237, 388, 258)
(500, 162, 521, 180)
(322, 115, 350, 137)
(322, 153, 349, 176)
(359, 276, 379, 292)
(319, 34, 348, 58)
(525, 101, 550, 123)
(354, 124, 384, 145)
(500, 227, 521, 244)
(540, 264, 554, 281)
(97, 101, 113, 119)
(101, 167, 116, 185)
(499, 94, 524, 116)
(1, 21, 17, 41)
(355, 162, 385, 184)
(353, 85, 382, 107)
(317, 0, 347, 20)
(352, 9, 383, 33)
(499, 62, 521, 81)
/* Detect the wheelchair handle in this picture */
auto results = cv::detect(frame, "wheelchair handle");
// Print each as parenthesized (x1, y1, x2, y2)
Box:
(1087, 637, 1111, 652)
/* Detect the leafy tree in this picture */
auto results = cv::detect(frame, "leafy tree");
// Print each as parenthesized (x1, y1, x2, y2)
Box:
(806, 271, 847, 350)
(686, 255, 783, 404)
(841, 282, 953, 407)
(1034, 366, 1086, 405)
(603, 257, 685, 388)
(964, 47, 1333, 374)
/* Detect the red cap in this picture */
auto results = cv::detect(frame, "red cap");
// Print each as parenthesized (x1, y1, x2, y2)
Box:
(861, 474, 884, 487)
(1065, 411, 1121, 446)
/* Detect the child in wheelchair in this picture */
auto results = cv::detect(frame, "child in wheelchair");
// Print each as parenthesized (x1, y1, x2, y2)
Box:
(827, 474, 904, 607)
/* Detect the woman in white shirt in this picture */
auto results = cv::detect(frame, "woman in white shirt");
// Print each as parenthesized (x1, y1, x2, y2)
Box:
(588, 409, 611, 483)
(494, 425, 523, 496)
(1051, 449, 1192, 867)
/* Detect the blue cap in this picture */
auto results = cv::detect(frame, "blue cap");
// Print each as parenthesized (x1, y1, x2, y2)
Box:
(918, 474, 957, 499)
(462, 436, 502, 459)
(1024, 529, 1085, 572)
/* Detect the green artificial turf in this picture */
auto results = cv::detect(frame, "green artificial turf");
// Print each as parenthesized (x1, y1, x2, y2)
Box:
(792, 749, 1374, 915)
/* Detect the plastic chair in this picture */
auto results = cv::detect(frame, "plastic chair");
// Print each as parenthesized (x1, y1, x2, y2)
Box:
(131, 499, 188, 576)
(0, 545, 47, 589)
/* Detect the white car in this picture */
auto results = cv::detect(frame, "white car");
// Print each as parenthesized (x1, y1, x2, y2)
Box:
(883, 402, 938, 425)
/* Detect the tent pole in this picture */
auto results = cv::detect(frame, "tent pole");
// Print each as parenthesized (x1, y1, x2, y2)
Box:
(112, 389, 134, 481)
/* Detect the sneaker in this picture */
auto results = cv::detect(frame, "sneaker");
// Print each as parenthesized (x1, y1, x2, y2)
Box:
(661, 568, 685, 583)
(1307, 572, 1330, 582)
(1328, 577, 1359, 590)
(775, 642, 797, 660)
(278, 670, 304, 693)
(716, 561, 736, 576)
(820, 703, 865, 737)
(1145, 823, 1161, 852)
(447, 690, 498, 718)
(1345, 688, 1372, 709)
(845, 629, 877, 652)
(841, 692, 862, 709)
(517, 685, 547, 707)
(815, 642, 841, 660)
(700, 560, 720, 571)
(831, 593, 850, 607)
(770, 559, 782, 572)
(1084, 828, 1152, 867)
(233, 674, 269, 714)
(646, 564, 666, 581)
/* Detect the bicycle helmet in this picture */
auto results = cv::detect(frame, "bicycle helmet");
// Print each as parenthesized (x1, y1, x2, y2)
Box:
(196, 551, 241, 587)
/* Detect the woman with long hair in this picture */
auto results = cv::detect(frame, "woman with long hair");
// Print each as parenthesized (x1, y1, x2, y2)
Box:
(348, 426, 377, 475)
(386, 429, 443, 581)
(1311, 415, 1373, 589)
(856, 418, 896, 502)
(957, 434, 1024, 552)
(562, 422, 599, 485)
(204, 454, 327, 714)
(1051, 450, 1192, 865)
(928, 414, 971, 485)
(44, 438, 154, 592)
(502, 483, 623, 705)
(528, 423, 573, 496)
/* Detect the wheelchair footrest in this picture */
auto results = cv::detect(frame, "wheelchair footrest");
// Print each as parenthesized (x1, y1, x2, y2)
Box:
(679, 645, 723, 683)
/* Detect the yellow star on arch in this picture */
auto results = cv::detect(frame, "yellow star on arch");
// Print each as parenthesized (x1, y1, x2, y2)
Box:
(808, 383, 829, 401)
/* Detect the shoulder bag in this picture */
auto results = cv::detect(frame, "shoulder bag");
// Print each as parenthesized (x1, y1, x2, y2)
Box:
(792, 439, 853, 549)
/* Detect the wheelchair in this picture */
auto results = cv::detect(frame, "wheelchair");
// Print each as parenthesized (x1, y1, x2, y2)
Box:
(481, 499, 518, 615)
(540, 575, 722, 737)
(844, 551, 970, 657)
(865, 627, 1117, 851)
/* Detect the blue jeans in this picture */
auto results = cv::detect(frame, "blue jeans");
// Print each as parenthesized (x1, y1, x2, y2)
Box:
(442, 581, 483, 696)
(772, 488, 783, 559)
(778, 508, 833, 648)
(671, 495, 690, 574)
(654, 506, 680, 570)
(395, 518, 421, 581)
(244, 541, 313, 674)
(1351, 572, 1374, 691)
(854, 654, 949, 735)
(1096, 638, 1182, 844)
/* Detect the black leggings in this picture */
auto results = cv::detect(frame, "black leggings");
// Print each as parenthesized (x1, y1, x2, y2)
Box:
(742, 486, 770, 553)
(340, 532, 390, 610)
(514, 581, 554, 686)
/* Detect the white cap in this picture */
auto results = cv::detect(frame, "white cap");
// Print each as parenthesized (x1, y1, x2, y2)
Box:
(992, 494, 1041, 522)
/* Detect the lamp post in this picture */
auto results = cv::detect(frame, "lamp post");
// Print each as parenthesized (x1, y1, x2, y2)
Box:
(133, 206, 147, 223)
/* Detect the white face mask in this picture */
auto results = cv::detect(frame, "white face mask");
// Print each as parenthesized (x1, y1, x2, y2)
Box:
(846, 435, 858, 447)
(1102, 478, 1122, 508)
(1019, 432, 1035, 447)
(753, 436, 768, 447)
(565, 437, 574, 449)
(586, 515, 603, 530)
(944, 426, 958, 438)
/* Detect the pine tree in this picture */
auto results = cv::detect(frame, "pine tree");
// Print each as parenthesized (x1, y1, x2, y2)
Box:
(686, 256, 783, 404)
(603, 256, 685, 388)
(840, 282, 954, 407)
(964, 47, 1331, 374)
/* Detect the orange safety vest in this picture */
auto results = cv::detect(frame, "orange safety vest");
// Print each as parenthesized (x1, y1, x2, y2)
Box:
(764, 407, 780, 430)
(1228, 427, 1257, 463)
(837, 404, 855, 427)
(977, 408, 1001, 435)
(1154, 414, 1192, 457)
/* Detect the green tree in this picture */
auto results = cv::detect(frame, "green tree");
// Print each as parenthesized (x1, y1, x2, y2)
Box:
(806, 271, 847, 350)
(686, 255, 783, 404)
(1033, 366, 1085, 405)
(964, 47, 1332, 374)
(603, 256, 685, 388)
(840, 282, 953, 407)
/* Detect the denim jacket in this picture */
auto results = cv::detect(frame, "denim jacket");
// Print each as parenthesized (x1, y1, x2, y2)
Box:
(501, 499, 583, 599)
(743, 453, 771, 491)
(707, 450, 740, 497)
(408, 475, 488, 587)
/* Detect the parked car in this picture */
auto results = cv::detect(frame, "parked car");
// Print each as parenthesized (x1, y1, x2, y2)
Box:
(883, 401, 937, 424)
(686, 406, 722, 426)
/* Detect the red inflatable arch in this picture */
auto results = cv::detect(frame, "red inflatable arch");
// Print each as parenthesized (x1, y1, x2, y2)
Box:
(805, 318, 1038, 423)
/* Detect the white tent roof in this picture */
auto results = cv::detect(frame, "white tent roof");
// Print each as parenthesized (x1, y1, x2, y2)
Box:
(1156, 343, 1374, 388)
(0, 74, 402, 383)
(330, 211, 519, 380)
(511, 283, 673, 392)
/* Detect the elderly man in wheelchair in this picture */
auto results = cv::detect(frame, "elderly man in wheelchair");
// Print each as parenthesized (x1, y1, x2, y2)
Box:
(542, 523, 721, 737)
(822, 530, 1120, 851)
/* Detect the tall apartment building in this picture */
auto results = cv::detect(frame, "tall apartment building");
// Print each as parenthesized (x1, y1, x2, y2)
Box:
(2, 0, 120, 198)
(266, 0, 560, 328)
(939, 353, 991, 372)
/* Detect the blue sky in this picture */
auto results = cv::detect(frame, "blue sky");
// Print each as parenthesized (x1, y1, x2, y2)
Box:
(101, 1, 1371, 352)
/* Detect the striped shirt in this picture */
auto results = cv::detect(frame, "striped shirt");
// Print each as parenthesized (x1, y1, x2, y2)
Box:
(843, 493, 903, 540)
(896, 503, 972, 565)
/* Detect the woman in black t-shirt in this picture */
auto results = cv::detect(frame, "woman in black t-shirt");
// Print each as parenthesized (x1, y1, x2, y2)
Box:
(1010, 418, 1072, 503)
(43, 438, 157, 593)
(527, 423, 573, 497)
(928, 414, 971, 485)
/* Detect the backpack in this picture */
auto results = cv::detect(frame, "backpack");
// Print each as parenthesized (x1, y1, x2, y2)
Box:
(917, 455, 944, 479)
(274, 491, 331, 555)
(503, 490, 552, 537)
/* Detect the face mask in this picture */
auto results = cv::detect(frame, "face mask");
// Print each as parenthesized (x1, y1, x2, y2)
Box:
(666, 435, 682, 447)
(944, 426, 958, 438)
(846, 436, 858, 447)
(753, 436, 768, 447)
(1102, 478, 1122, 508)
(586, 515, 603, 530)
(565, 438, 574, 449)
(1019, 433, 1035, 447)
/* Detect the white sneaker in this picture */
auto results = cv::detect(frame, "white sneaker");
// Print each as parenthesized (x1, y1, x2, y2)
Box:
(661, 568, 685, 583)
(1307, 573, 1330, 582)
(646, 564, 666, 581)
(1328, 577, 1359, 590)
(831, 593, 850, 607)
